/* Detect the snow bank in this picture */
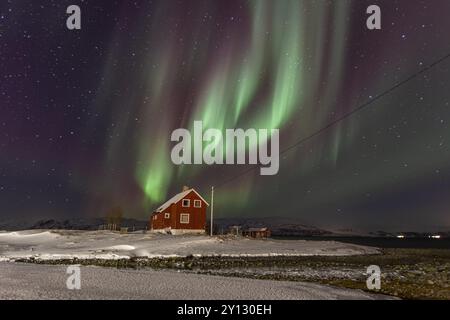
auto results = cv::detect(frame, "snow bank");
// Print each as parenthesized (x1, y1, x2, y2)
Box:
(0, 230, 59, 241)
(0, 230, 379, 262)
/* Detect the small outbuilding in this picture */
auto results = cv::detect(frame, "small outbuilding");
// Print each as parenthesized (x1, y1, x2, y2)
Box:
(243, 227, 271, 239)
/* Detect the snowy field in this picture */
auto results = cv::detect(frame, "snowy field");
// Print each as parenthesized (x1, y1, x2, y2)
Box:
(0, 230, 379, 261)
(0, 231, 393, 300)
(0, 262, 394, 300)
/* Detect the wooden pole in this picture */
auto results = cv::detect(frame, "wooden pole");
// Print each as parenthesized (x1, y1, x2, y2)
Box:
(210, 186, 214, 236)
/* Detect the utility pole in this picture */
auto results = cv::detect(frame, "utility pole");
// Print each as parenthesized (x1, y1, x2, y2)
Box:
(210, 186, 214, 237)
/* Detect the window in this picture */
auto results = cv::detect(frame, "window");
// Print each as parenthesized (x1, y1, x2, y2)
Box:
(153, 215, 157, 220)
(180, 213, 190, 224)
(194, 200, 201, 208)
(165, 213, 170, 219)
(182, 199, 190, 207)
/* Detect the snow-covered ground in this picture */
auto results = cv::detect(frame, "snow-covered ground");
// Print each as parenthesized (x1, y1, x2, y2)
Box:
(0, 231, 392, 300)
(0, 230, 379, 261)
(0, 262, 394, 300)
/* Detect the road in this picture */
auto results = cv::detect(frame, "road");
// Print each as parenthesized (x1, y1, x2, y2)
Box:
(0, 262, 394, 300)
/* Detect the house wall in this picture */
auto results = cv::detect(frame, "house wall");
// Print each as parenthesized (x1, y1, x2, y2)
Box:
(150, 191, 207, 232)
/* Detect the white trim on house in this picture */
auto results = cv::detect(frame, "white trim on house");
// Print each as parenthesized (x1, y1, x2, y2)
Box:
(180, 213, 190, 224)
(164, 212, 170, 219)
(154, 189, 210, 213)
(182, 199, 190, 207)
(188, 189, 210, 206)
(194, 199, 201, 208)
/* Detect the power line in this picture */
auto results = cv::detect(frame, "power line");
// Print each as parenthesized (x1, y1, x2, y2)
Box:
(215, 51, 450, 188)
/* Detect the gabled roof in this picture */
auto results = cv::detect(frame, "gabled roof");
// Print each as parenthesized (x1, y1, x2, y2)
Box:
(154, 189, 209, 213)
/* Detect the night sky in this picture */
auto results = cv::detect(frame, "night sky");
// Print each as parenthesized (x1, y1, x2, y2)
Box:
(1, 0, 450, 231)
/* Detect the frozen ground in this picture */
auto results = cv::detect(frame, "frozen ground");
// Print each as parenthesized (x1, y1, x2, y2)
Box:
(0, 230, 379, 261)
(0, 262, 394, 300)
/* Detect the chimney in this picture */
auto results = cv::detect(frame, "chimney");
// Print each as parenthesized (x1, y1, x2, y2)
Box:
(182, 186, 190, 192)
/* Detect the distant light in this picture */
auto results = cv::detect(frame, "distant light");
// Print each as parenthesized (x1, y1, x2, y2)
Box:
(397, 235, 405, 239)
(431, 235, 441, 239)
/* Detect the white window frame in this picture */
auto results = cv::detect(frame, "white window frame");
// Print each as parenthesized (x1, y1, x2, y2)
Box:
(180, 213, 190, 224)
(182, 199, 190, 207)
(165, 212, 170, 219)
(194, 200, 202, 208)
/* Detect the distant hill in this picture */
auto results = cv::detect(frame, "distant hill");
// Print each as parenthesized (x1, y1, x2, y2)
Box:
(0, 216, 339, 235)
(0, 218, 148, 231)
(1, 216, 447, 237)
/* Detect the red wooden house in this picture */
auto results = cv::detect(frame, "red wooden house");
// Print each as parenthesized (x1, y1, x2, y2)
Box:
(149, 187, 209, 235)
